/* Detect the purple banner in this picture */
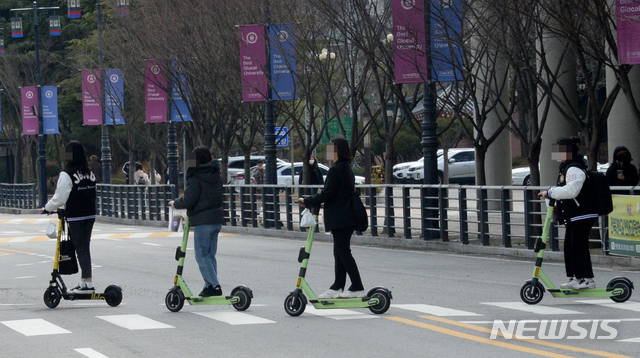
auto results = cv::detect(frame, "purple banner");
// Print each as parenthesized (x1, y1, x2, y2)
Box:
(145, 60, 168, 123)
(617, 0, 640, 65)
(21, 87, 39, 135)
(82, 70, 102, 125)
(239, 25, 268, 102)
(393, 0, 428, 84)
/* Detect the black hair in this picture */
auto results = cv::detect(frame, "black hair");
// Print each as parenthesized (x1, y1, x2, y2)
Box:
(257, 159, 264, 164)
(65, 141, 90, 174)
(333, 137, 352, 162)
(555, 137, 580, 157)
(192, 146, 212, 167)
(135, 162, 143, 171)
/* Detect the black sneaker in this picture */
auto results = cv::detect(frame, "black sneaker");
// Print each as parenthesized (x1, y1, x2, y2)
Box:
(199, 285, 223, 297)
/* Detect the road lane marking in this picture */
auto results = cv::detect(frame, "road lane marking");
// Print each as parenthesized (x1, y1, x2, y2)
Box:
(1, 318, 71, 336)
(419, 315, 632, 358)
(392, 303, 481, 316)
(304, 306, 378, 320)
(141, 243, 162, 247)
(12, 276, 36, 279)
(74, 348, 110, 358)
(481, 302, 585, 315)
(385, 316, 575, 358)
(194, 311, 276, 325)
(575, 300, 640, 313)
(618, 337, 640, 343)
(96, 314, 174, 330)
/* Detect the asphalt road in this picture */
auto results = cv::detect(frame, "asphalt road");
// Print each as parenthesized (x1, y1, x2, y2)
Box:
(1, 213, 640, 358)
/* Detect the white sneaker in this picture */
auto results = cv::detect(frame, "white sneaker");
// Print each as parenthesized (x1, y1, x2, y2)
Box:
(318, 289, 342, 299)
(69, 283, 95, 294)
(574, 278, 596, 290)
(560, 277, 577, 289)
(338, 290, 366, 298)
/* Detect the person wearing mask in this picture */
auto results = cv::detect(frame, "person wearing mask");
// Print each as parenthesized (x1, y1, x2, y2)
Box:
(605, 146, 638, 186)
(169, 147, 225, 297)
(88, 155, 102, 183)
(41, 141, 97, 293)
(538, 137, 598, 290)
(252, 159, 265, 185)
(298, 138, 365, 299)
(298, 155, 325, 194)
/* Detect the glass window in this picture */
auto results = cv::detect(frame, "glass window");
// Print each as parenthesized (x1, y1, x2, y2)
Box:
(281, 168, 291, 175)
(229, 161, 244, 169)
(319, 167, 328, 175)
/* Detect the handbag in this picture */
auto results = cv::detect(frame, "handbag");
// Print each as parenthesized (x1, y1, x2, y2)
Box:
(300, 209, 317, 228)
(168, 206, 186, 232)
(58, 227, 78, 275)
(351, 191, 368, 232)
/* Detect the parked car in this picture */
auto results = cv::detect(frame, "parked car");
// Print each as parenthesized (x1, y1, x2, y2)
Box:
(407, 148, 475, 184)
(226, 156, 288, 183)
(392, 150, 443, 183)
(230, 162, 365, 186)
(511, 158, 607, 186)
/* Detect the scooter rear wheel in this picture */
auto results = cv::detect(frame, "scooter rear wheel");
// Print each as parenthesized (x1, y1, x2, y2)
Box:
(609, 281, 632, 303)
(284, 293, 306, 316)
(520, 282, 544, 305)
(105, 285, 123, 307)
(231, 287, 252, 311)
(43, 286, 61, 308)
(165, 289, 185, 312)
(368, 288, 391, 314)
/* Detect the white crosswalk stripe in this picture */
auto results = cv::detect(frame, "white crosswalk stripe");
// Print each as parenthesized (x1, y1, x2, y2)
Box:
(392, 304, 481, 317)
(96, 314, 174, 330)
(576, 299, 640, 313)
(481, 302, 585, 315)
(194, 311, 276, 325)
(1, 318, 71, 336)
(305, 306, 378, 320)
(75, 348, 110, 358)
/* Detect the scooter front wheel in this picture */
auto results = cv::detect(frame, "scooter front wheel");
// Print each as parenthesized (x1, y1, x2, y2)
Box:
(231, 286, 252, 311)
(284, 293, 306, 317)
(105, 285, 123, 307)
(43, 286, 61, 308)
(520, 282, 544, 305)
(165, 288, 185, 312)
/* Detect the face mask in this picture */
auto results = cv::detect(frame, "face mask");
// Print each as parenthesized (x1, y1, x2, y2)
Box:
(309, 160, 315, 165)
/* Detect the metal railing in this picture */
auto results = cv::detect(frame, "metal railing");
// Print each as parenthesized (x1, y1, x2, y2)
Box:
(0, 183, 38, 209)
(223, 183, 639, 252)
(96, 184, 174, 222)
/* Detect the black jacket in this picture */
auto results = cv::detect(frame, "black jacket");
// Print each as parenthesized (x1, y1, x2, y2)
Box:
(555, 156, 598, 225)
(605, 146, 638, 186)
(298, 165, 324, 186)
(173, 160, 224, 226)
(304, 159, 355, 231)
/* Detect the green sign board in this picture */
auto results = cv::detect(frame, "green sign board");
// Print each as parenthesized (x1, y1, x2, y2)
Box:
(321, 117, 352, 143)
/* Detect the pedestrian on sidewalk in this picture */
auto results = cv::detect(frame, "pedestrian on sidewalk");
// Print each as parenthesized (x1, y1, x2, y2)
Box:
(605, 146, 638, 186)
(538, 137, 598, 290)
(88, 155, 102, 183)
(298, 138, 365, 299)
(41, 141, 97, 294)
(169, 146, 225, 297)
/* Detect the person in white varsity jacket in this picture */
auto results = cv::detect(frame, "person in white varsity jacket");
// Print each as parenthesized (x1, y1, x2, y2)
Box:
(539, 137, 598, 290)
(41, 141, 97, 294)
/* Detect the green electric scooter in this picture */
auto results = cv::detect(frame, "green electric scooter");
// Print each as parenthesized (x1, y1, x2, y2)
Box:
(283, 206, 392, 316)
(165, 216, 252, 312)
(520, 199, 634, 304)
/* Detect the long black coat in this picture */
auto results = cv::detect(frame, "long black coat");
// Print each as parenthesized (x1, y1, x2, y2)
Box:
(298, 165, 324, 186)
(304, 159, 355, 231)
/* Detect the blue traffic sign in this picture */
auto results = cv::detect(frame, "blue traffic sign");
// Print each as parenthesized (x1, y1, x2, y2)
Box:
(275, 126, 289, 147)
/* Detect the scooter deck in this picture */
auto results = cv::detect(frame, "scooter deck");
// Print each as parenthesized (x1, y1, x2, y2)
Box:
(186, 295, 239, 305)
(547, 288, 625, 298)
(61, 292, 110, 301)
(309, 297, 379, 309)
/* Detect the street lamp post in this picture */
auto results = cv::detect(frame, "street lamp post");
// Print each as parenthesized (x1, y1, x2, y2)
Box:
(318, 48, 335, 155)
(96, 0, 112, 184)
(11, 1, 60, 208)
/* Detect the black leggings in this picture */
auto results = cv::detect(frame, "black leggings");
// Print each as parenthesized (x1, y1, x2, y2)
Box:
(329, 226, 364, 292)
(68, 219, 95, 279)
(564, 218, 596, 279)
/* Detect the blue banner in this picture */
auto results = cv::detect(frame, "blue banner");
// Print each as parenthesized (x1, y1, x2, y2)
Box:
(431, 0, 462, 82)
(41, 86, 59, 134)
(269, 24, 297, 101)
(105, 69, 125, 125)
(170, 61, 192, 122)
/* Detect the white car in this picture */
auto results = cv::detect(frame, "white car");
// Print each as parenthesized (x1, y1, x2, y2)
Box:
(407, 148, 475, 184)
(393, 158, 423, 183)
(226, 156, 288, 183)
(511, 158, 606, 186)
(231, 162, 365, 186)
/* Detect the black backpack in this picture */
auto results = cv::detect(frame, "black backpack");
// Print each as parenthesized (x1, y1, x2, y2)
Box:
(138, 176, 146, 185)
(586, 170, 613, 216)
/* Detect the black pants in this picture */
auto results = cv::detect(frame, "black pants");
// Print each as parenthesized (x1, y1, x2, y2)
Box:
(564, 218, 595, 279)
(68, 219, 95, 279)
(329, 226, 364, 292)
